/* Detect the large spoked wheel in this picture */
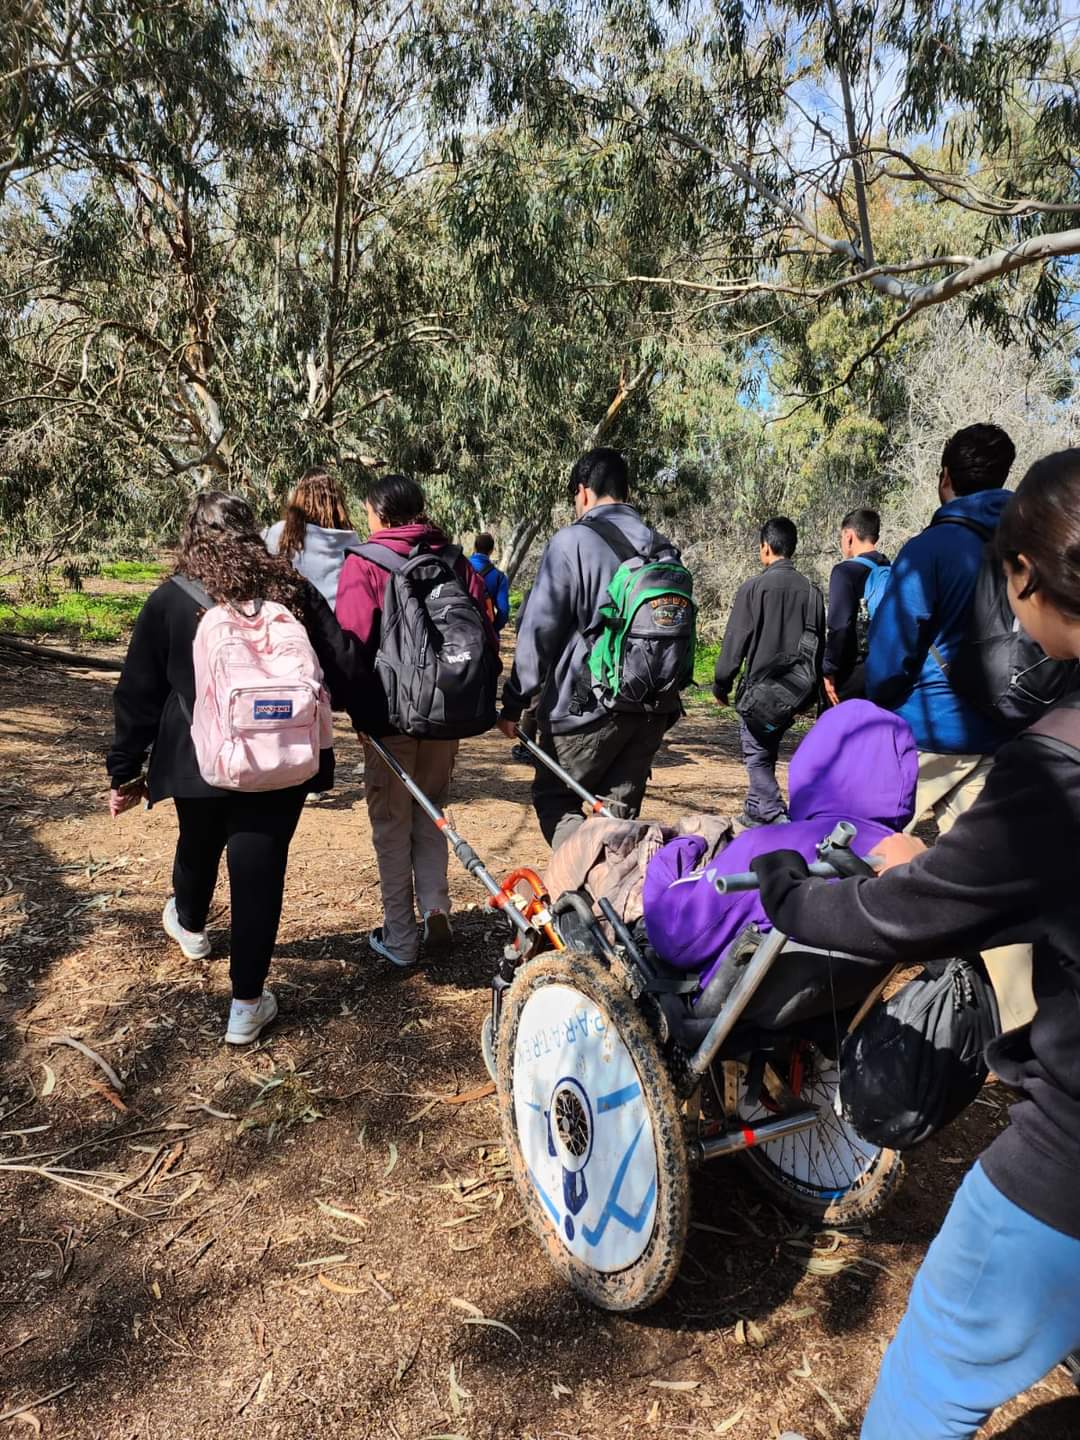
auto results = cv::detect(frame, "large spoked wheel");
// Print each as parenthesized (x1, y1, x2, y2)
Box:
(730, 1042, 904, 1225)
(497, 950, 689, 1312)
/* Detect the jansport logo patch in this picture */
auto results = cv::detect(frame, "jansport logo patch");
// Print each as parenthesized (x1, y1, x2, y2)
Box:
(253, 699, 294, 720)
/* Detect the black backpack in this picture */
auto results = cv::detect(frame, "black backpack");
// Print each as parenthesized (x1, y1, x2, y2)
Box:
(356, 542, 498, 740)
(931, 516, 1077, 731)
(839, 955, 1001, 1150)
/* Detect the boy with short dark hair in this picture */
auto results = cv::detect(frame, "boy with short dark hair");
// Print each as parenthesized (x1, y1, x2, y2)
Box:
(497, 447, 685, 848)
(713, 517, 825, 826)
(469, 531, 511, 631)
(823, 507, 889, 704)
(867, 423, 1016, 819)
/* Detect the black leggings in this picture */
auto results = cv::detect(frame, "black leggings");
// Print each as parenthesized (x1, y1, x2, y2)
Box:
(172, 790, 307, 1000)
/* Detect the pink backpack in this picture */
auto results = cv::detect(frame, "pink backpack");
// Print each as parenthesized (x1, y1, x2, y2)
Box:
(173, 577, 333, 791)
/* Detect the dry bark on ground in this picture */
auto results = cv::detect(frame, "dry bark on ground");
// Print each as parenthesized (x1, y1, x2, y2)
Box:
(1, 657, 1076, 1439)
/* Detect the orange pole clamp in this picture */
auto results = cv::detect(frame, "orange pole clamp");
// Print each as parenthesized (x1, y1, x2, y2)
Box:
(488, 868, 565, 951)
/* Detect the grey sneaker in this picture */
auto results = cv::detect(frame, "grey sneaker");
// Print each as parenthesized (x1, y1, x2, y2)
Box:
(224, 990, 278, 1044)
(369, 926, 416, 968)
(162, 897, 211, 959)
(422, 910, 453, 954)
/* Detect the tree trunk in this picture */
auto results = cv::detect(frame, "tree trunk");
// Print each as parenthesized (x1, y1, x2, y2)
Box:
(504, 517, 542, 588)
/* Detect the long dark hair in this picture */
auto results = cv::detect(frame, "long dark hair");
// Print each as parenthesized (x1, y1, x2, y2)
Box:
(366, 473, 426, 528)
(996, 448, 1080, 620)
(176, 491, 306, 615)
(279, 467, 353, 558)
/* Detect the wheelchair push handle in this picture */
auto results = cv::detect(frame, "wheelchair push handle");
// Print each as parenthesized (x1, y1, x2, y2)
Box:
(711, 860, 840, 893)
(710, 821, 879, 893)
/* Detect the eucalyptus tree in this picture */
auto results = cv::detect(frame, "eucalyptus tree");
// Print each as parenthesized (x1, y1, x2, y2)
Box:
(413, 0, 1080, 375)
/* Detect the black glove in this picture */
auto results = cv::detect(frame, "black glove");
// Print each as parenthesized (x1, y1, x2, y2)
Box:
(750, 850, 813, 932)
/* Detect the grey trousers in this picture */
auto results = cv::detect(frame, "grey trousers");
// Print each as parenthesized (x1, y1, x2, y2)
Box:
(738, 717, 789, 822)
(534, 711, 671, 850)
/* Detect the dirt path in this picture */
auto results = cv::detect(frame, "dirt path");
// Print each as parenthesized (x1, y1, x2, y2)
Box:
(1, 657, 1076, 1439)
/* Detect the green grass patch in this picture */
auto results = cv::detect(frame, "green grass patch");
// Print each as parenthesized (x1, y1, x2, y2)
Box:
(693, 638, 722, 687)
(100, 560, 167, 582)
(509, 588, 524, 618)
(0, 590, 145, 643)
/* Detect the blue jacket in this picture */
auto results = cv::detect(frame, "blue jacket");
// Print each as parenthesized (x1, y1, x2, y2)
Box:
(866, 489, 1012, 754)
(469, 552, 510, 630)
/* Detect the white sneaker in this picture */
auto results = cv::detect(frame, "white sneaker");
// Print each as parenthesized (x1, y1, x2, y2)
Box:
(162, 897, 211, 959)
(422, 910, 453, 954)
(224, 990, 278, 1044)
(369, 927, 416, 968)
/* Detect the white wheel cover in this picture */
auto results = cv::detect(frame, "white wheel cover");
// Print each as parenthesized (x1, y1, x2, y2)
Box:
(512, 982, 658, 1272)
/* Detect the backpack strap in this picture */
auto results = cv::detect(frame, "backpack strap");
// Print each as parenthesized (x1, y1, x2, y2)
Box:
(474, 556, 494, 576)
(584, 516, 670, 564)
(171, 574, 214, 609)
(352, 542, 405, 573)
(930, 515, 994, 542)
(1022, 698, 1080, 762)
(797, 575, 822, 660)
(926, 523, 992, 677)
(852, 554, 888, 573)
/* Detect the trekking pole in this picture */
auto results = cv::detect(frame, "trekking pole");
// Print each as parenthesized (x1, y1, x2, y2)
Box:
(364, 736, 559, 947)
(511, 728, 617, 820)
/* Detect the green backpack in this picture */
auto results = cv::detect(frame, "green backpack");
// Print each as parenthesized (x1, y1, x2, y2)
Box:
(573, 518, 697, 714)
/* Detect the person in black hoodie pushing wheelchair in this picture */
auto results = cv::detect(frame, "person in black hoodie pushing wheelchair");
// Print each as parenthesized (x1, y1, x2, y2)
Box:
(763, 449, 1080, 1439)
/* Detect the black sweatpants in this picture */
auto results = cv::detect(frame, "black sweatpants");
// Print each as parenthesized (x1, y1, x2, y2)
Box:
(172, 789, 307, 1000)
(533, 711, 671, 850)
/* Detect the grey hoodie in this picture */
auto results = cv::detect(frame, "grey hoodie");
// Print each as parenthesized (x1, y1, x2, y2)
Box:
(263, 520, 362, 608)
(501, 503, 681, 735)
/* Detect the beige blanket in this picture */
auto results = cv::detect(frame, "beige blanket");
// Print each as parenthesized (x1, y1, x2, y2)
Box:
(544, 813, 733, 925)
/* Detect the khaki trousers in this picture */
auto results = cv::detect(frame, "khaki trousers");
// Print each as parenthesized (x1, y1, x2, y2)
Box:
(363, 736, 458, 964)
(908, 749, 1036, 1031)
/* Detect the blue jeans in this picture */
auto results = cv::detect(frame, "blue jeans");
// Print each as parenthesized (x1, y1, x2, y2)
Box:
(862, 1161, 1080, 1438)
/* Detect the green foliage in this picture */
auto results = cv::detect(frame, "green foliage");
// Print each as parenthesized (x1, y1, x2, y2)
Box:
(0, 591, 145, 643)
(2, 0, 1078, 600)
(693, 639, 722, 688)
(100, 561, 167, 582)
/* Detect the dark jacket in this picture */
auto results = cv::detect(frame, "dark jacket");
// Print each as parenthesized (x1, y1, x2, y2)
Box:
(713, 559, 825, 702)
(107, 577, 377, 803)
(752, 692, 1080, 1240)
(501, 503, 682, 735)
(823, 550, 889, 683)
(866, 489, 1011, 753)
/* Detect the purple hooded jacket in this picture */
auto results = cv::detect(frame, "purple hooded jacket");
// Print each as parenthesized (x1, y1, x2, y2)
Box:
(642, 701, 918, 985)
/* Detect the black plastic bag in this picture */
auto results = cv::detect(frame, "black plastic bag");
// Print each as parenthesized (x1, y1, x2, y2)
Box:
(839, 956, 1001, 1150)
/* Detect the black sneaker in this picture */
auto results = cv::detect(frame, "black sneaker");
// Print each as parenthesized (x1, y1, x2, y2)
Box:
(735, 811, 791, 828)
(510, 744, 533, 765)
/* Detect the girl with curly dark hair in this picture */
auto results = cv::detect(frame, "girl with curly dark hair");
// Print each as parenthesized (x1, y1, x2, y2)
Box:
(107, 491, 377, 1043)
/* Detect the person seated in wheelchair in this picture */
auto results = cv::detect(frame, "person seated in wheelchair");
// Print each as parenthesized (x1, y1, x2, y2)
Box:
(642, 700, 917, 1027)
